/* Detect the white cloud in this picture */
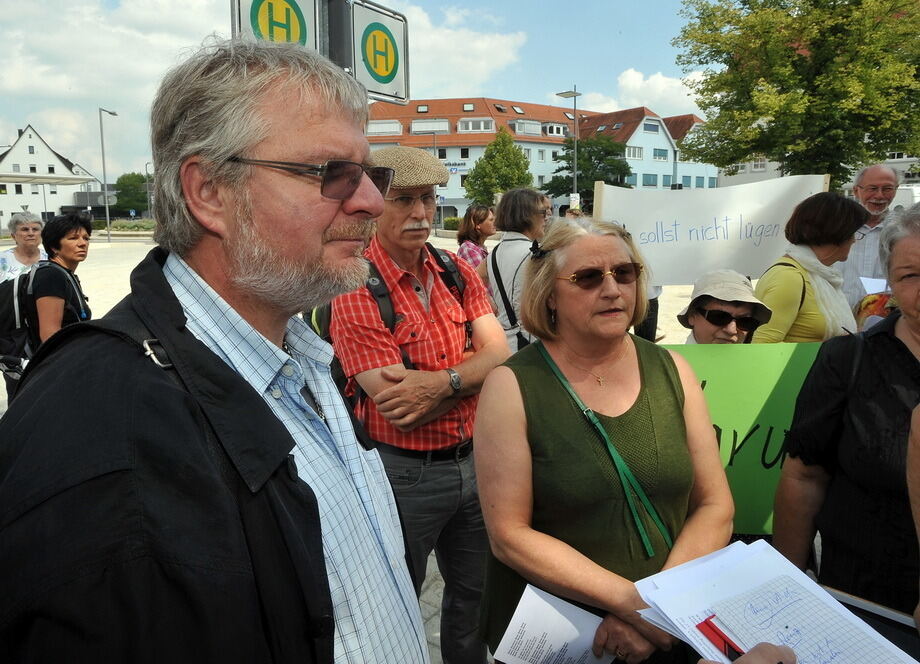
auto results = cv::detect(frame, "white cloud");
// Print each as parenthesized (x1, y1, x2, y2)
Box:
(615, 68, 704, 117)
(388, 2, 526, 98)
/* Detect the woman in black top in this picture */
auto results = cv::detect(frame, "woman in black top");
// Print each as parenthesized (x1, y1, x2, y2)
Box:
(33, 212, 92, 342)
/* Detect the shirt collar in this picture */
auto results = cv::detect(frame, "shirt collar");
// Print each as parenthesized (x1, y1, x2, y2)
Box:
(365, 235, 441, 288)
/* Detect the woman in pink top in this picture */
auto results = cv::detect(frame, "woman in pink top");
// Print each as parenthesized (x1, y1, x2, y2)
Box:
(456, 204, 495, 268)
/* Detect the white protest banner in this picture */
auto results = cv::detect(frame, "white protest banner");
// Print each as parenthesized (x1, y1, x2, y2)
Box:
(592, 175, 829, 285)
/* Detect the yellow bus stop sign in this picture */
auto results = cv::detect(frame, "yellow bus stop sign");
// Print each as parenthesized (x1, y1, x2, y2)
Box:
(249, 0, 308, 45)
(361, 22, 398, 84)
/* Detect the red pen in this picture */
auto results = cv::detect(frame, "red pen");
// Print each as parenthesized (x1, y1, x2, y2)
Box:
(696, 614, 745, 662)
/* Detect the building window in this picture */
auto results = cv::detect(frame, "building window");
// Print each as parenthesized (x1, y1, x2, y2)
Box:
(437, 147, 447, 159)
(29, 164, 36, 173)
(751, 157, 767, 172)
(411, 119, 450, 134)
(653, 148, 668, 161)
(523, 148, 531, 160)
(460, 147, 470, 159)
(643, 121, 659, 133)
(642, 173, 658, 187)
(460, 174, 468, 187)
(462, 103, 474, 112)
(709, 177, 717, 188)
(367, 120, 403, 135)
(735, 163, 747, 173)
(612, 122, 623, 129)
(625, 146, 643, 159)
(31, 184, 39, 195)
(696, 176, 704, 188)
(28, 145, 35, 154)
(543, 124, 566, 136)
(457, 118, 494, 132)
(14, 184, 23, 194)
(552, 150, 559, 161)
(12, 164, 20, 172)
(416, 104, 429, 113)
(538, 149, 545, 162)
(50, 185, 57, 194)
(682, 175, 691, 188)
(563, 112, 574, 120)
(494, 104, 507, 113)
(48, 165, 55, 174)
(625, 174, 637, 186)
(596, 125, 607, 132)
(512, 105, 525, 114)
(0, 184, 6, 195)
(538, 175, 545, 186)
(663, 175, 672, 187)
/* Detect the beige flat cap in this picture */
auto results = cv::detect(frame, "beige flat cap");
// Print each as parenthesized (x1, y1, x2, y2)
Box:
(370, 146, 449, 188)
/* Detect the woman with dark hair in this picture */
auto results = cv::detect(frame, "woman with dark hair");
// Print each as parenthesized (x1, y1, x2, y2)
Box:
(486, 188, 552, 350)
(30, 212, 92, 343)
(456, 204, 495, 268)
(753, 192, 869, 342)
(475, 217, 733, 663)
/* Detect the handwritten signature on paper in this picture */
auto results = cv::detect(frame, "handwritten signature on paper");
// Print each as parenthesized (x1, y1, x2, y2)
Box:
(796, 637, 843, 664)
(742, 585, 804, 629)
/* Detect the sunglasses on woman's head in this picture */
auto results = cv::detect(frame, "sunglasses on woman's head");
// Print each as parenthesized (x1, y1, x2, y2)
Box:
(556, 262, 643, 289)
(695, 307, 760, 332)
(228, 157, 394, 200)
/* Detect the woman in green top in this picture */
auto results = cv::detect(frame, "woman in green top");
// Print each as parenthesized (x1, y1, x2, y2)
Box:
(474, 218, 734, 663)
(753, 192, 868, 343)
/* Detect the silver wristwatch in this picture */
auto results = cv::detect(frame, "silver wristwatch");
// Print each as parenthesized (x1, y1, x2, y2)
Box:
(445, 368, 462, 394)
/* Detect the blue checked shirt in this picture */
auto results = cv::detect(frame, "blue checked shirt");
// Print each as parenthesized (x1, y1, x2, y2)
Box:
(163, 254, 428, 664)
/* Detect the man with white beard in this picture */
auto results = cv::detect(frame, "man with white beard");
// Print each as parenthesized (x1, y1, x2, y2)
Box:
(0, 40, 430, 664)
(330, 146, 509, 664)
(838, 164, 900, 308)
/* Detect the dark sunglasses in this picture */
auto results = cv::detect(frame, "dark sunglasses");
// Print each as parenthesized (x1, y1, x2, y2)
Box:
(696, 308, 761, 332)
(556, 262, 643, 289)
(229, 157, 394, 200)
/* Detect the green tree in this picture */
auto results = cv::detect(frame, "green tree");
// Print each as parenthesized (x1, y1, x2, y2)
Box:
(463, 127, 532, 205)
(673, 0, 920, 189)
(112, 172, 150, 216)
(542, 135, 632, 209)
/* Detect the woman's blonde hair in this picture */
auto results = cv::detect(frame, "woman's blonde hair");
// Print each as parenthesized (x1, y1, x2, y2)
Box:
(520, 217, 648, 340)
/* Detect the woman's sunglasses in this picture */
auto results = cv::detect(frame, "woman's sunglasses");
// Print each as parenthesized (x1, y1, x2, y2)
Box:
(556, 262, 643, 289)
(696, 307, 760, 332)
(229, 157, 394, 200)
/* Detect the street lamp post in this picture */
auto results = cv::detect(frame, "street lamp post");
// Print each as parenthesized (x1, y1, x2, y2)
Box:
(144, 161, 153, 219)
(98, 107, 117, 242)
(556, 86, 582, 202)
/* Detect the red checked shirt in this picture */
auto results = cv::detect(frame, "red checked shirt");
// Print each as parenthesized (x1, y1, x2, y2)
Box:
(330, 236, 493, 451)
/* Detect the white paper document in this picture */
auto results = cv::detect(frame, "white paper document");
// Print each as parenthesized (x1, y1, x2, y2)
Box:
(636, 541, 918, 664)
(494, 585, 606, 664)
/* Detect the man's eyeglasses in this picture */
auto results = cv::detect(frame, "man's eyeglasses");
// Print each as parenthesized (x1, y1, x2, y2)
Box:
(854, 230, 866, 241)
(696, 307, 760, 332)
(384, 193, 438, 210)
(229, 157, 394, 200)
(857, 185, 896, 195)
(556, 263, 643, 289)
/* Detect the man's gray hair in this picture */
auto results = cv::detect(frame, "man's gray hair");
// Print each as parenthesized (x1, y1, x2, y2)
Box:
(879, 202, 920, 278)
(8, 211, 42, 235)
(150, 38, 369, 254)
(854, 164, 900, 187)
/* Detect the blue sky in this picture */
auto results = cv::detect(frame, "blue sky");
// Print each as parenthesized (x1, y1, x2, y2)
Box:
(0, 0, 702, 184)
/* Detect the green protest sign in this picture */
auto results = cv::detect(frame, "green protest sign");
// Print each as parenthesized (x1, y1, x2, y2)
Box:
(665, 342, 821, 534)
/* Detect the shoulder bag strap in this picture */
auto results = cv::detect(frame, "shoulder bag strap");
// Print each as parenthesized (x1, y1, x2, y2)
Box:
(490, 245, 519, 327)
(536, 341, 673, 558)
(768, 262, 806, 311)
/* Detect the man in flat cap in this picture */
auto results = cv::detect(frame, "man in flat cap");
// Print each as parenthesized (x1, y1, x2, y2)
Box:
(331, 146, 509, 664)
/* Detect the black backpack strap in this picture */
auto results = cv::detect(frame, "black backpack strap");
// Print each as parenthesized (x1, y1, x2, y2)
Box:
(766, 262, 806, 312)
(426, 242, 472, 349)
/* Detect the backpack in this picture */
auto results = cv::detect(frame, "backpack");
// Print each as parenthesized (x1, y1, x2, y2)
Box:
(0, 261, 89, 388)
(310, 242, 468, 401)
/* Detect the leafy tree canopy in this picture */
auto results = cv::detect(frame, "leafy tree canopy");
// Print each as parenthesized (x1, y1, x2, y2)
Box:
(112, 172, 150, 216)
(673, 0, 920, 189)
(542, 135, 632, 209)
(463, 127, 532, 205)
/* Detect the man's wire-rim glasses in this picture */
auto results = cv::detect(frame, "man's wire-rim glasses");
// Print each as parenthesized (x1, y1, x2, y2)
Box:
(229, 157, 394, 200)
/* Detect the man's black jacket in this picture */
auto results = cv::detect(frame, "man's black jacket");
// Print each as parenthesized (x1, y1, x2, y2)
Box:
(0, 248, 335, 662)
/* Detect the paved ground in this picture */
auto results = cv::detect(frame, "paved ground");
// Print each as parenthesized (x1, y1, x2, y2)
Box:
(0, 232, 692, 663)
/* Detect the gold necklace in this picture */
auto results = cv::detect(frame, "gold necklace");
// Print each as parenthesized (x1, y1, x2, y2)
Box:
(560, 338, 630, 387)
